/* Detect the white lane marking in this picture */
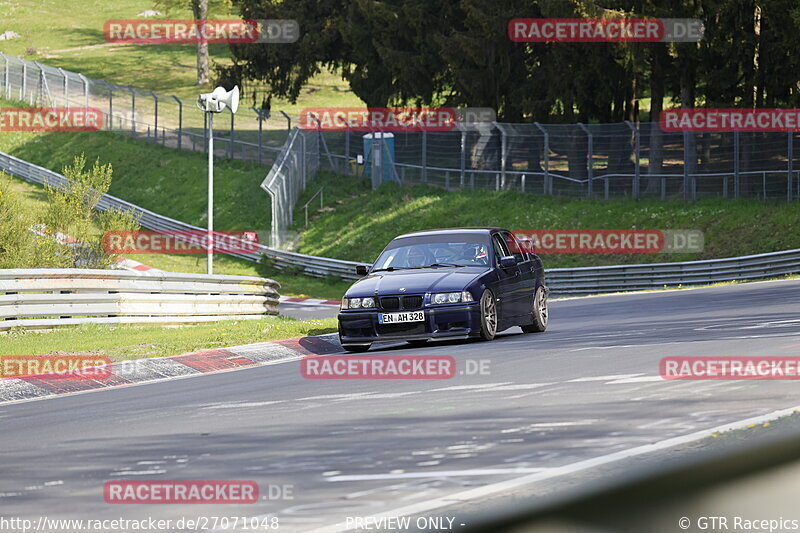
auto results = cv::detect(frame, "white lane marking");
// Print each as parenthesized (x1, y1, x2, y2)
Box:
(297, 393, 377, 401)
(299, 403, 800, 533)
(204, 401, 285, 409)
(571, 342, 682, 352)
(501, 419, 600, 433)
(480, 383, 554, 391)
(326, 468, 551, 481)
(430, 383, 512, 392)
(360, 392, 420, 399)
(568, 374, 644, 382)
(606, 376, 663, 384)
(108, 469, 167, 476)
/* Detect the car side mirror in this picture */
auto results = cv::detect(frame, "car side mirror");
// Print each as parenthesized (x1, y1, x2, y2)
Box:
(499, 255, 517, 268)
(356, 265, 369, 276)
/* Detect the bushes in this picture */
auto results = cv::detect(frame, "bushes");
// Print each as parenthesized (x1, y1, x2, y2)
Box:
(0, 155, 140, 269)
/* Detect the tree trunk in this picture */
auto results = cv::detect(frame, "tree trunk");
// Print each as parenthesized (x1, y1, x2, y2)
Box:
(192, 0, 210, 86)
(646, 45, 666, 194)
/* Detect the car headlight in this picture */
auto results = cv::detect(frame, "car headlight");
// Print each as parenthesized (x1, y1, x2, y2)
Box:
(431, 291, 474, 304)
(341, 297, 375, 309)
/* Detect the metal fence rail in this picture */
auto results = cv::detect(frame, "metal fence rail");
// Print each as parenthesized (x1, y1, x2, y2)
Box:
(2, 151, 799, 295)
(3, 52, 800, 205)
(0, 268, 279, 331)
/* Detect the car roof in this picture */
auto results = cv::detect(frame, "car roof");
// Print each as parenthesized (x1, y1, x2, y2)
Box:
(394, 227, 506, 239)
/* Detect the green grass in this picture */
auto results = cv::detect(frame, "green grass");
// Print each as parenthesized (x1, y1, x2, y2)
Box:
(0, 0, 364, 107)
(0, 126, 351, 299)
(0, 317, 338, 360)
(292, 173, 800, 269)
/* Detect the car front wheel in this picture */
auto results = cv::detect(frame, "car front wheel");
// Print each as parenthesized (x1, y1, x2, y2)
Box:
(521, 286, 548, 333)
(478, 290, 497, 341)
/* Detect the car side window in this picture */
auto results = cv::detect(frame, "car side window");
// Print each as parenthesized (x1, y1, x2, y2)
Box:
(492, 234, 511, 265)
(503, 231, 527, 263)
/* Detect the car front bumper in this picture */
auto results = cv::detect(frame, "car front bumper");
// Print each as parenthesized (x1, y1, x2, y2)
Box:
(338, 303, 482, 344)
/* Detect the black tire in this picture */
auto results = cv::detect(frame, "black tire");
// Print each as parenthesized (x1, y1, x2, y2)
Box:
(478, 289, 498, 341)
(406, 339, 429, 346)
(342, 343, 371, 352)
(521, 286, 548, 333)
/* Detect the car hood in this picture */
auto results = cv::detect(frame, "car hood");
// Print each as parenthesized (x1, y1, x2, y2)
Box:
(347, 267, 487, 296)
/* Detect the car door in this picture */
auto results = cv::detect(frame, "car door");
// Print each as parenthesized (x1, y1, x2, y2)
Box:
(503, 231, 537, 311)
(491, 232, 521, 320)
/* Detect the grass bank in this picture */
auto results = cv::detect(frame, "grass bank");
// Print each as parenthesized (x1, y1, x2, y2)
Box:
(0, 318, 338, 360)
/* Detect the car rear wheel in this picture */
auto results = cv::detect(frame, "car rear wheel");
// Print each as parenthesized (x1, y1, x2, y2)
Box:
(342, 343, 371, 352)
(479, 290, 497, 341)
(521, 286, 548, 333)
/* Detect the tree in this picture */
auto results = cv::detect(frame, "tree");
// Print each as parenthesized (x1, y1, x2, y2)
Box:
(154, 0, 233, 85)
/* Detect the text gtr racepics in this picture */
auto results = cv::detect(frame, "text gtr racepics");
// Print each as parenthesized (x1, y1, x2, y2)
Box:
(337, 228, 548, 352)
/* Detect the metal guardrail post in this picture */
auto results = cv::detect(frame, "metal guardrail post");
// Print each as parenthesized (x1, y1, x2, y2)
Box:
(229, 110, 235, 159)
(3, 54, 9, 100)
(683, 132, 690, 201)
(578, 123, 593, 198)
(101, 81, 113, 131)
(499, 123, 507, 191)
(534, 122, 550, 195)
(625, 121, 640, 199)
(279, 110, 291, 132)
(301, 129, 307, 193)
(149, 92, 158, 143)
(172, 95, 182, 150)
(734, 131, 740, 199)
(125, 86, 135, 135)
(252, 107, 265, 164)
(344, 123, 350, 175)
(21, 61, 27, 101)
(78, 74, 89, 108)
(460, 127, 466, 188)
(788, 132, 793, 202)
(421, 129, 428, 183)
(57, 68, 68, 108)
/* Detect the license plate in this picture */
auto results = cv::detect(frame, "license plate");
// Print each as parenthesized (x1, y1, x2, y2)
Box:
(378, 311, 425, 324)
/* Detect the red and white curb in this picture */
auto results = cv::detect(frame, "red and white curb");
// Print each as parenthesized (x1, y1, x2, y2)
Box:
(115, 256, 161, 273)
(279, 296, 341, 307)
(0, 334, 342, 405)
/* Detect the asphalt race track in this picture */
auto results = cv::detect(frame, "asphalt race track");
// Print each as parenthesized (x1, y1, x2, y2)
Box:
(2, 279, 799, 532)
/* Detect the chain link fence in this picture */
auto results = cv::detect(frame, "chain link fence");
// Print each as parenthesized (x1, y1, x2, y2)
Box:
(0, 52, 293, 166)
(2, 53, 799, 247)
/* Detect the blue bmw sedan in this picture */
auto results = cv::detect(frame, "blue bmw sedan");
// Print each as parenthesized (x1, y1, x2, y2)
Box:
(337, 228, 548, 352)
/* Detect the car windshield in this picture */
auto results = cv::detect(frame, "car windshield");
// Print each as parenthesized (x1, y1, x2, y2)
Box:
(373, 235, 490, 269)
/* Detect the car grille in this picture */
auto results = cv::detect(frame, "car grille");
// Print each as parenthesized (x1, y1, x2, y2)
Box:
(376, 323, 426, 336)
(380, 297, 400, 310)
(380, 295, 423, 310)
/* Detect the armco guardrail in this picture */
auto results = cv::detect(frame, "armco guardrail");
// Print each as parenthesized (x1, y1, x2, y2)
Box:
(547, 248, 800, 295)
(2, 151, 800, 293)
(0, 269, 279, 331)
(0, 150, 364, 280)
